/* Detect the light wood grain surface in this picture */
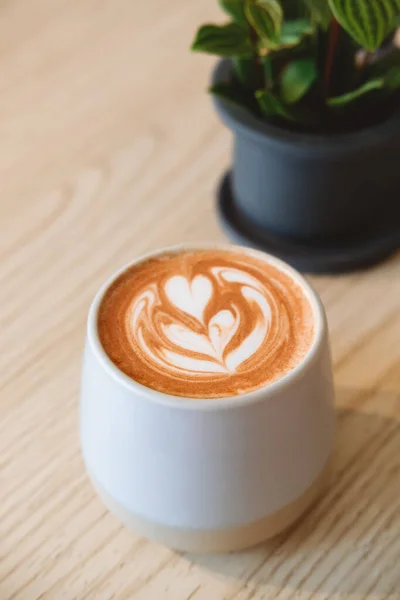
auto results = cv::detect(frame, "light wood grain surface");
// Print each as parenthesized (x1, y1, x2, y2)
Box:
(1, 1, 399, 599)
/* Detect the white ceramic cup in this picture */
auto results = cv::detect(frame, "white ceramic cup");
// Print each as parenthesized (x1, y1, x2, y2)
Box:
(80, 245, 335, 553)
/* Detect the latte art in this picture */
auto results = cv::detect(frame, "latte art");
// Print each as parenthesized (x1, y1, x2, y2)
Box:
(132, 269, 281, 376)
(98, 249, 315, 398)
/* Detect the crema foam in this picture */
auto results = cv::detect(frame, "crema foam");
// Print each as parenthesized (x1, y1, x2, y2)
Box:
(97, 248, 315, 398)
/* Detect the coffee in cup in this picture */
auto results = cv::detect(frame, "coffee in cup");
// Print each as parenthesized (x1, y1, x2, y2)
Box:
(97, 248, 315, 398)
(81, 245, 335, 553)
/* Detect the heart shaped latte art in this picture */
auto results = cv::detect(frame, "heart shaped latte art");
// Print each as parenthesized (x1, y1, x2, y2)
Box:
(98, 249, 314, 398)
(129, 267, 281, 377)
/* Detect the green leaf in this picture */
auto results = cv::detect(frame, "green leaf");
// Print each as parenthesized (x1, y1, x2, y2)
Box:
(281, 0, 309, 19)
(245, 0, 283, 43)
(255, 89, 295, 119)
(191, 23, 253, 56)
(278, 18, 314, 46)
(327, 78, 385, 106)
(219, 0, 248, 26)
(328, 0, 400, 51)
(262, 54, 274, 85)
(280, 57, 318, 103)
(210, 82, 257, 113)
(385, 66, 400, 88)
(303, 0, 333, 28)
(233, 57, 261, 87)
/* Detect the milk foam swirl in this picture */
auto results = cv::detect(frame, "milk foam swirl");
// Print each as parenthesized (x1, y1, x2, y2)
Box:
(131, 268, 282, 376)
(98, 249, 315, 398)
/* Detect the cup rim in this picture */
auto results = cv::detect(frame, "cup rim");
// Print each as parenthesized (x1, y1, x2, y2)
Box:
(87, 243, 327, 411)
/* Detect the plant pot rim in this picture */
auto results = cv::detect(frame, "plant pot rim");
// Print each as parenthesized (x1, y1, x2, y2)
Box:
(212, 59, 400, 156)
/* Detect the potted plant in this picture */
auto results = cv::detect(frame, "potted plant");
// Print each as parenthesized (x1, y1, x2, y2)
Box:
(191, 0, 400, 272)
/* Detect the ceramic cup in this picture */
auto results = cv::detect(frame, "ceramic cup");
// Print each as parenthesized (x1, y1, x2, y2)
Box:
(80, 246, 335, 553)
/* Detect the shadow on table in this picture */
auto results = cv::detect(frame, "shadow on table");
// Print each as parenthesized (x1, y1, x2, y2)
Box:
(188, 388, 400, 598)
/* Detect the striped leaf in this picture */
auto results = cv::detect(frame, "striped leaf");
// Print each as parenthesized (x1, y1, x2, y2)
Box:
(219, 0, 248, 26)
(329, 0, 400, 50)
(303, 0, 333, 28)
(245, 0, 283, 43)
(191, 23, 253, 56)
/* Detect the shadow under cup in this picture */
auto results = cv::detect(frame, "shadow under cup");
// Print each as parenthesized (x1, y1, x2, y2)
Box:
(80, 247, 335, 553)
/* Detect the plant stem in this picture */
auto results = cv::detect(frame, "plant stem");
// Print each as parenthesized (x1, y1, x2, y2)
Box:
(249, 26, 264, 89)
(324, 18, 341, 98)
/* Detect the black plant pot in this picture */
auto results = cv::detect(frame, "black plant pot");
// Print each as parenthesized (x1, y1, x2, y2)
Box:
(213, 59, 400, 273)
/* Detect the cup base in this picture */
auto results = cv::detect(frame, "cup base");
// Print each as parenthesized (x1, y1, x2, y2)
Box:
(88, 462, 330, 553)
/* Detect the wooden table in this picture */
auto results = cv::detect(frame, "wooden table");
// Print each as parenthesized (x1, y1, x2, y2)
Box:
(1, 1, 399, 598)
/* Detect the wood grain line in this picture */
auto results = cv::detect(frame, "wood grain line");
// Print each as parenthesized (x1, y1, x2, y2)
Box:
(333, 504, 400, 597)
(284, 443, 400, 599)
(228, 397, 399, 600)
(275, 423, 400, 598)
(27, 521, 129, 600)
(0, 478, 90, 583)
(334, 307, 400, 372)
